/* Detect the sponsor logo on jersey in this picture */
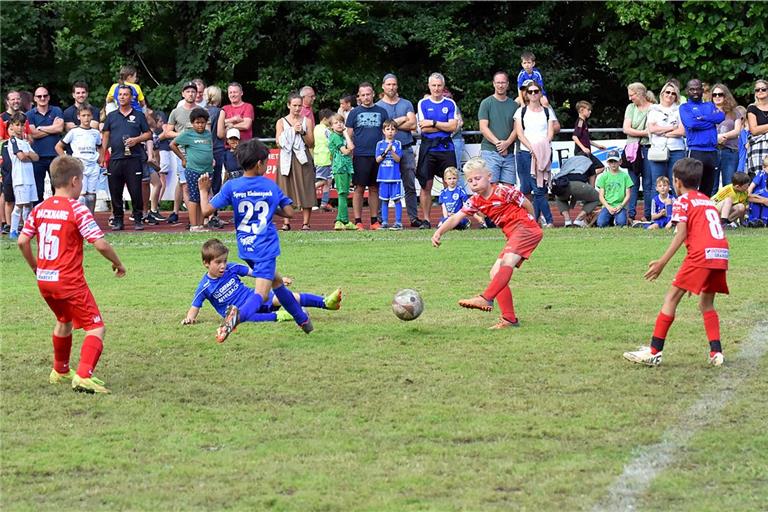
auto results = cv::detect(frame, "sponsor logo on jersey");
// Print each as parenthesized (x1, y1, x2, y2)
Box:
(705, 248, 729, 260)
(36, 268, 60, 282)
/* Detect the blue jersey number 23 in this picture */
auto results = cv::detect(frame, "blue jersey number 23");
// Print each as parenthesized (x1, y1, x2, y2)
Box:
(237, 200, 269, 234)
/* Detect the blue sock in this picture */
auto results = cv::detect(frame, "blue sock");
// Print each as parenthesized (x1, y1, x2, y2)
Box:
(395, 202, 402, 224)
(321, 189, 329, 205)
(381, 200, 388, 224)
(238, 293, 264, 321)
(300, 293, 326, 309)
(273, 285, 308, 324)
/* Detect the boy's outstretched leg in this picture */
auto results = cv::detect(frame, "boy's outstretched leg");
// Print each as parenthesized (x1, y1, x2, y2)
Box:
(459, 255, 520, 313)
(624, 286, 685, 367)
(700, 292, 724, 366)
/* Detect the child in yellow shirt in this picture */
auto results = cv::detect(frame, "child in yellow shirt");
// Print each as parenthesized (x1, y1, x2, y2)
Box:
(711, 171, 750, 228)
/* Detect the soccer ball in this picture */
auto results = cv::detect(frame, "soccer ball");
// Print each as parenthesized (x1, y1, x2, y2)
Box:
(392, 289, 424, 321)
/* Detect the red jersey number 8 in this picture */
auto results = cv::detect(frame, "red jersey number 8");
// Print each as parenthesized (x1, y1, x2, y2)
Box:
(38, 223, 62, 261)
(704, 209, 725, 240)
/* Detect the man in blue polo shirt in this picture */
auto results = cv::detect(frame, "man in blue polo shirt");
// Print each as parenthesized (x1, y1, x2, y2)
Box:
(346, 82, 389, 230)
(63, 81, 100, 131)
(100, 85, 152, 231)
(376, 73, 421, 227)
(26, 86, 64, 204)
(416, 72, 458, 228)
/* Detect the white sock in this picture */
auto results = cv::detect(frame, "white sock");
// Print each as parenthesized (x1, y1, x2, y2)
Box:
(10, 205, 21, 233)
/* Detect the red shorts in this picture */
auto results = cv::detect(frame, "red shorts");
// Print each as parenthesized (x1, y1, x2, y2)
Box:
(499, 223, 543, 266)
(42, 286, 104, 331)
(672, 261, 729, 295)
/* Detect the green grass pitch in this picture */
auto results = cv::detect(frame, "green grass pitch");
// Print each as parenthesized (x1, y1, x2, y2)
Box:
(1, 228, 767, 511)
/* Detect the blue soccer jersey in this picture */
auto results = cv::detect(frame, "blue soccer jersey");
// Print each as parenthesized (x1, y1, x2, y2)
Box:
(651, 193, 676, 227)
(439, 186, 469, 215)
(191, 263, 256, 317)
(375, 139, 402, 182)
(209, 176, 292, 261)
(417, 97, 457, 150)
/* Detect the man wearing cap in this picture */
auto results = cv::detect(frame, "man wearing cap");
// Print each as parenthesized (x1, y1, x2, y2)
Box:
(63, 81, 100, 131)
(300, 86, 316, 125)
(100, 85, 152, 230)
(161, 82, 198, 224)
(478, 71, 519, 186)
(26, 86, 64, 204)
(375, 73, 420, 227)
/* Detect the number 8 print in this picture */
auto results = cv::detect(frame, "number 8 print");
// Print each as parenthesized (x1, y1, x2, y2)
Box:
(704, 209, 725, 240)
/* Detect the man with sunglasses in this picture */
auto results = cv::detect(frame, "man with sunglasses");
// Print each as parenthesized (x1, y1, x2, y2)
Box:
(25, 86, 64, 204)
(679, 79, 724, 195)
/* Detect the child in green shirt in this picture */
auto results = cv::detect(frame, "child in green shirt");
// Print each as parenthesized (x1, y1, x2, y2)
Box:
(596, 150, 633, 227)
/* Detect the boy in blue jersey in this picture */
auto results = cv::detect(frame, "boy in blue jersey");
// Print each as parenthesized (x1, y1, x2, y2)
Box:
(438, 167, 470, 230)
(182, 239, 342, 339)
(198, 139, 314, 342)
(375, 120, 404, 229)
(516, 51, 550, 108)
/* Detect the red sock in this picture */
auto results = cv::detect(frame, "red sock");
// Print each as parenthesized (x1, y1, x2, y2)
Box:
(52, 334, 72, 374)
(76, 335, 103, 379)
(483, 265, 514, 301)
(650, 312, 675, 354)
(702, 310, 720, 344)
(495, 286, 517, 323)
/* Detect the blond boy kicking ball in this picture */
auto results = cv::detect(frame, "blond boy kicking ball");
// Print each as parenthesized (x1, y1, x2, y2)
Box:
(624, 158, 729, 367)
(432, 157, 543, 329)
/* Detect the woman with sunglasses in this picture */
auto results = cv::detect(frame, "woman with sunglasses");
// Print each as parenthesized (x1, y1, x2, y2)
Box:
(746, 79, 768, 176)
(623, 82, 655, 222)
(647, 82, 686, 194)
(514, 80, 556, 227)
(711, 84, 743, 195)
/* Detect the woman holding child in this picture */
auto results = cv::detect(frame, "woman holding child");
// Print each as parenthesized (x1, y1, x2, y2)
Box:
(275, 92, 315, 231)
(622, 82, 655, 222)
(647, 81, 686, 194)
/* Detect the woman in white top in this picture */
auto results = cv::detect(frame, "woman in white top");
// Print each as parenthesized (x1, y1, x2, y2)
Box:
(275, 92, 315, 231)
(514, 80, 557, 227)
(647, 81, 686, 194)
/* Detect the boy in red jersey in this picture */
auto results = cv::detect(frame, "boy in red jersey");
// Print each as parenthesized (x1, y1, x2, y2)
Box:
(17, 155, 126, 394)
(624, 158, 729, 367)
(432, 157, 543, 329)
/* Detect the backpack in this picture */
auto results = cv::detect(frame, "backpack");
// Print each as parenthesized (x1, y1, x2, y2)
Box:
(521, 105, 550, 132)
(551, 173, 570, 197)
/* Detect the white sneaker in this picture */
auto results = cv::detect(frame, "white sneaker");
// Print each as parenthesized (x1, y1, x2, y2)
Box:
(709, 352, 724, 367)
(623, 346, 662, 366)
(573, 218, 587, 227)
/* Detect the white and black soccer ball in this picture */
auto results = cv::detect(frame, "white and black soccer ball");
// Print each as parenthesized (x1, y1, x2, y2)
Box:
(392, 289, 424, 321)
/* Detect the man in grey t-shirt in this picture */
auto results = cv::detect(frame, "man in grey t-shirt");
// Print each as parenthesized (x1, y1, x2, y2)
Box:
(478, 71, 519, 185)
(161, 82, 198, 223)
(376, 73, 419, 226)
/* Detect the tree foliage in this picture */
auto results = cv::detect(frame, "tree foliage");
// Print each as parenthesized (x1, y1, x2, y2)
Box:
(1, 1, 764, 137)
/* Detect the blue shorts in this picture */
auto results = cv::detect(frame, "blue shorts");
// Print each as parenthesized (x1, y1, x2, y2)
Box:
(243, 257, 277, 280)
(378, 181, 404, 201)
(185, 169, 205, 202)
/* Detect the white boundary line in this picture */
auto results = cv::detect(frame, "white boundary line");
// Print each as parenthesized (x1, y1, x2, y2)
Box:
(593, 321, 768, 512)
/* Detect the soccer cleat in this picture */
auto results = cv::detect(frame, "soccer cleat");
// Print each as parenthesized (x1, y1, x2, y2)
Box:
(709, 352, 724, 367)
(216, 305, 240, 343)
(390, 223, 403, 231)
(72, 374, 110, 394)
(299, 313, 314, 334)
(371, 221, 382, 230)
(345, 222, 358, 230)
(334, 221, 345, 231)
(458, 295, 493, 312)
(49, 368, 76, 384)
(355, 222, 365, 231)
(275, 309, 292, 322)
(623, 346, 663, 367)
(488, 317, 520, 329)
(324, 288, 342, 310)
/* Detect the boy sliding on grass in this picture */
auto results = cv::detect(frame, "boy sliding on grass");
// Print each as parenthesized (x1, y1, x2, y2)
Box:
(624, 158, 729, 367)
(432, 157, 543, 329)
(198, 139, 314, 342)
(182, 239, 342, 334)
(17, 156, 126, 394)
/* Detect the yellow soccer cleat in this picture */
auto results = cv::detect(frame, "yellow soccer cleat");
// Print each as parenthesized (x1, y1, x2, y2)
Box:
(72, 374, 111, 394)
(324, 288, 342, 310)
(49, 368, 76, 384)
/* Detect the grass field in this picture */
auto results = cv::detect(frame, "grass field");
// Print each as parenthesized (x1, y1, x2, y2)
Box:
(1, 228, 767, 511)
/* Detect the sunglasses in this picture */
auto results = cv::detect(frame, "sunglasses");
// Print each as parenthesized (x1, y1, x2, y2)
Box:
(756, 87, 768, 93)
(663, 91, 677, 96)
(35, 94, 49, 99)
(527, 89, 541, 95)
(711, 92, 725, 97)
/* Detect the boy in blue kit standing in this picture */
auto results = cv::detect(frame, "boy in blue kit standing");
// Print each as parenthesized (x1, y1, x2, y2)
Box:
(438, 167, 470, 230)
(198, 139, 313, 342)
(182, 239, 342, 341)
(375, 119, 404, 229)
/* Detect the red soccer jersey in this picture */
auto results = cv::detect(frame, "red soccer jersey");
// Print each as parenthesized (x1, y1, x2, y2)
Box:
(670, 190, 729, 269)
(461, 184, 540, 235)
(21, 196, 104, 298)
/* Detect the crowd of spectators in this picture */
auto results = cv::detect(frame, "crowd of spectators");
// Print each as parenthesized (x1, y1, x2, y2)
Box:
(1, 57, 767, 237)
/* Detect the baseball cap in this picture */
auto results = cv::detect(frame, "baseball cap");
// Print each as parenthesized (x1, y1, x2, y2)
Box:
(520, 79, 535, 90)
(182, 81, 197, 92)
(226, 128, 240, 139)
(606, 150, 621, 162)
